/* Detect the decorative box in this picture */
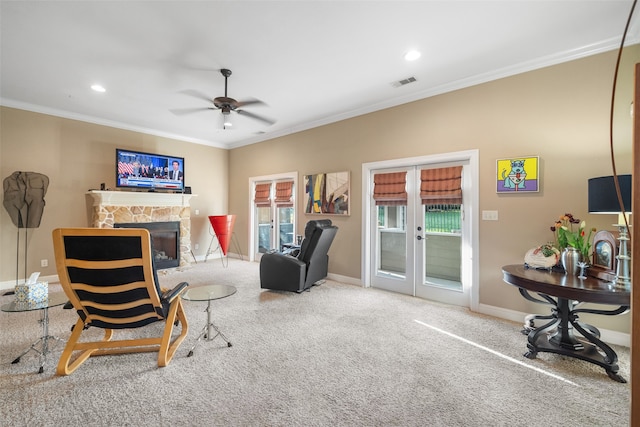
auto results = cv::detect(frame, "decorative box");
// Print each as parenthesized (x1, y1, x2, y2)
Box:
(15, 281, 48, 305)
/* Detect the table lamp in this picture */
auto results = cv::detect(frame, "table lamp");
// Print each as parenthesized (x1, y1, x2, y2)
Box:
(588, 174, 632, 289)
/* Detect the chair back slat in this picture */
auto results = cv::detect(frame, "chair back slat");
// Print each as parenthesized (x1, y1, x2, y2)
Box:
(69, 281, 150, 294)
(65, 258, 145, 269)
(86, 312, 162, 326)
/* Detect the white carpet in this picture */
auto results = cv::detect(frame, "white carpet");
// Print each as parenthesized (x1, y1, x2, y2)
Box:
(0, 258, 630, 426)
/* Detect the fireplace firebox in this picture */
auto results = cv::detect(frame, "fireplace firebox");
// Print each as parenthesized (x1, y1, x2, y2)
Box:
(114, 221, 180, 270)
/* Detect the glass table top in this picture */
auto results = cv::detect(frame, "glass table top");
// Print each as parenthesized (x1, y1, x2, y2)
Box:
(1, 292, 69, 313)
(182, 284, 237, 302)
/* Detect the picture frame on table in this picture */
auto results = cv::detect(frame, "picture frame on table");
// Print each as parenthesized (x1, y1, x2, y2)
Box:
(588, 230, 618, 281)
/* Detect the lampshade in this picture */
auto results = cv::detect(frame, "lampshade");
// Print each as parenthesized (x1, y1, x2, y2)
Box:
(587, 174, 632, 214)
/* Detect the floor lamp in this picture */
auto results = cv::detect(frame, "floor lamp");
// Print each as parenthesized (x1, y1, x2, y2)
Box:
(588, 174, 632, 289)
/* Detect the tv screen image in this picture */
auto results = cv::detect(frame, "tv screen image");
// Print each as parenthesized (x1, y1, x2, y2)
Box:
(116, 148, 185, 192)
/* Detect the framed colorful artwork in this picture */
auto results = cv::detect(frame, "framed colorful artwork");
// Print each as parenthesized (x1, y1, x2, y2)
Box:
(496, 156, 539, 193)
(303, 171, 350, 215)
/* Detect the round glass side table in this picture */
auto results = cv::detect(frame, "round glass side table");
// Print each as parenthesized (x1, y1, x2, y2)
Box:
(1, 292, 69, 373)
(181, 284, 236, 357)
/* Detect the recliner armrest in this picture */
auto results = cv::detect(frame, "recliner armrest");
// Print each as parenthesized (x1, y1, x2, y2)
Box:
(260, 252, 306, 291)
(262, 252, 305, 268)
(161, 281, 189, 303)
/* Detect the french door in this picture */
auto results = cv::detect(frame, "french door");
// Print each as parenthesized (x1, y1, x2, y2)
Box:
(249, 173, 297, 261)
(363, 151, 478, 307)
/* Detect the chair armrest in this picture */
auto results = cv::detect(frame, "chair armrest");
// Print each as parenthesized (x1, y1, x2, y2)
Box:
(261, 253, 305, 270)
(260, 252, 306, 291)
(161, 282, 189, 303)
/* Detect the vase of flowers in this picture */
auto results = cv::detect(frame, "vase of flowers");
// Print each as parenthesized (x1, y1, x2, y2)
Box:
(550, 213, 596, 275)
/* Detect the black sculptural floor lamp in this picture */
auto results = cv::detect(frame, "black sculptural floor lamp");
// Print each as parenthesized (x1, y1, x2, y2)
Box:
(588, 174, 632, 289)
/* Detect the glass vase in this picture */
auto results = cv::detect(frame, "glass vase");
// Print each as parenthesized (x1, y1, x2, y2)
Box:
(561, 247, 581, 275)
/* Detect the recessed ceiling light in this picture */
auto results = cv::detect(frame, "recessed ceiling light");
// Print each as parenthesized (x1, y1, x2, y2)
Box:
(404, 50, 421, 61)
(91, 84, 106, 93)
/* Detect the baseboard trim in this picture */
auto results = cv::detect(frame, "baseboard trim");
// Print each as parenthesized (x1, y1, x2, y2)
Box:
(327, 272, 362, 286)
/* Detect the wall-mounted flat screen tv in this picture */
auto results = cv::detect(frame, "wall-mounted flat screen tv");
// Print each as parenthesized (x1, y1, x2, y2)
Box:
(116, 148, 185, 192)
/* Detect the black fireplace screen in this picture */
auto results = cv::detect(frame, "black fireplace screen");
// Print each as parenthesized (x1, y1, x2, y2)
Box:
(114, 221, 180, 269)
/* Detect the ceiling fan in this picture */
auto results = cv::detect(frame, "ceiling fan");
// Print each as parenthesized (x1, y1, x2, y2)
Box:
(171, 69, 276, 129)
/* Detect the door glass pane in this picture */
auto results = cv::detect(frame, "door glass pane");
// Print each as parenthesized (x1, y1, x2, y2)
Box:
(277, 207, 294, 251)
(423, 204, 462, 290)
(257, 206, 272, 253)
(377, 205, 407, 278)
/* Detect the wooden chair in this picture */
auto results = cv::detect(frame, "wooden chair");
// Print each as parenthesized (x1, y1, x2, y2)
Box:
(52, 227, 189, 375)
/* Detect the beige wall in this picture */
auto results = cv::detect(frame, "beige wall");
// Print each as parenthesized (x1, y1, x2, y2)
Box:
(0, 108, 228, 283)
(229, 46, 638, 334)
(1, 46, 637, 334)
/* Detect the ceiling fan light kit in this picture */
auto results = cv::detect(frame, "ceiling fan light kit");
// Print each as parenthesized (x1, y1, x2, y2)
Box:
(222, 110, 233, 129)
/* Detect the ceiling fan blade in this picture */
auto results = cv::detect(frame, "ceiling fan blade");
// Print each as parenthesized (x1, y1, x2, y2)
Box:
(235, 98, 266, 108)
(169, 107, 216, 115)
(179, 89, 215, 104)
(236, 109, 276, 125)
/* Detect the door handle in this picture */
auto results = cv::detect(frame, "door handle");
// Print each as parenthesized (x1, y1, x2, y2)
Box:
(417, 235, 422, 241)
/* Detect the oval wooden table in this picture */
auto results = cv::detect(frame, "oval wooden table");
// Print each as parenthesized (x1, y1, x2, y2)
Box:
(502, 264, 630, 382)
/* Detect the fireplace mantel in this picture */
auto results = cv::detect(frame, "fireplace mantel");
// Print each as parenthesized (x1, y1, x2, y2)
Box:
(87, 190, 195, 207)
(87, 190, 195, 267)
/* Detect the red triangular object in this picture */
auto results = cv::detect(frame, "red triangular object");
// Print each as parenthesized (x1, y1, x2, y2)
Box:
(208, 215, 236, 256)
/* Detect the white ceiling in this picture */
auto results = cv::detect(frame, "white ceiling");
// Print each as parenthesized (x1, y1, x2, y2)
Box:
(1, 1, 638, 149)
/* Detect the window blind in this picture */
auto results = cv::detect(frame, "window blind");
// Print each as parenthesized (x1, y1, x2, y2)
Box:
(274, 180, 294, 207)
(254, 183, 272, 207)
(420, 166, 463, 205)
(373, 172, 407, 206)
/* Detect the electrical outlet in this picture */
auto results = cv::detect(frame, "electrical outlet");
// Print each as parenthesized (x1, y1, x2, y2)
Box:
(194, 243, 199, 250)
(41, 259, 48, 267)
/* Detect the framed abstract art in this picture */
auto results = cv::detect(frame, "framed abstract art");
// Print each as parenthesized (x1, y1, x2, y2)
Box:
(303, 171, 350, 215)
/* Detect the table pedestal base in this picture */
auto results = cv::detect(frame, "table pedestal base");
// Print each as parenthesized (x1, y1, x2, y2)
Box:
(520, 288, 628, 383)
(187, 299, 232, 357)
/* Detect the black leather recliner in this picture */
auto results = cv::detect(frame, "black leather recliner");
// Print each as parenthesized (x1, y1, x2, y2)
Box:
(260, 219, 338, 293)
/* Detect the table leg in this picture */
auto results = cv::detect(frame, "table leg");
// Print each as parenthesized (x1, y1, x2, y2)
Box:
(11, 307, 65, 374)
(187, 299, 232, 357)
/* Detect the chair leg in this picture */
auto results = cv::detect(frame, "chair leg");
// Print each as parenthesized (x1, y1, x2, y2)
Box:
(158, 299, 189, 367)
(56, 319, 112, 376)
(58, 304, 188, 374)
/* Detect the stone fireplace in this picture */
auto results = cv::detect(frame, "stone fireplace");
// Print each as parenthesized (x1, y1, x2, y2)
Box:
(87, 190, 194, 267)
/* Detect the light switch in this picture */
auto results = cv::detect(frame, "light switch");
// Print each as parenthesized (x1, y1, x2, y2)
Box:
(482, 210, 498, 221)
(195, 209, 199, 215)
